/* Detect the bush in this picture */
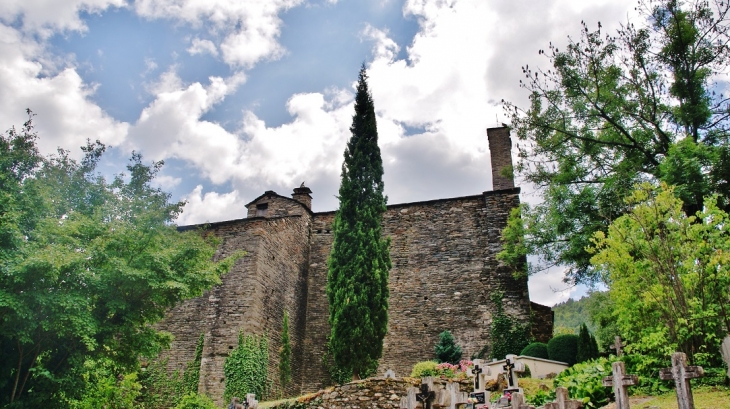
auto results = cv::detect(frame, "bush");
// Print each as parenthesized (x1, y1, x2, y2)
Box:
(435, 330, 463, 364)
(547, 334, 579, 365)
(520, 342, 549, 359)
(175, 393, 219, 409)
(553, 357, 616, 408)
(410, 361, 438, 378)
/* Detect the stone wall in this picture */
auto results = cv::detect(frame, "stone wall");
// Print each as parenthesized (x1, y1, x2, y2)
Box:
(301, 188, 531, 392)
(158, 126, 552, 403)
(530, 302, 554, 344)
(162, 214, 311, 405)
(269, 378, 472, 409)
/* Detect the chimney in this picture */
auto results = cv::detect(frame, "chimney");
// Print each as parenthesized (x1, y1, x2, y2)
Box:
(292, 184, 313, 210)
(487, 125, 515, 190)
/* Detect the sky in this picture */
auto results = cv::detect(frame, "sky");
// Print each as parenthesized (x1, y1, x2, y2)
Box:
(0, 0, 637, 305)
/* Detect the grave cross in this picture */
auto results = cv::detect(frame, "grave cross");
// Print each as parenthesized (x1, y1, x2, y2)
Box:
(503, 354, 525, 393)
(610, 336, 626, 357)
(601, 361, 638, 409)
(416, 382, 436, 409)
(472, 364, 483, 391)
(659, 352, 704, 409)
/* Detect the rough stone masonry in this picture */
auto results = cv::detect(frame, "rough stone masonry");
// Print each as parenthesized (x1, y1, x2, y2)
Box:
(156, 125, 554, 404)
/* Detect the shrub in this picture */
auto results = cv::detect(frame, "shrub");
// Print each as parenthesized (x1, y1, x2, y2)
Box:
(520, 342, 549, 359)
(175, 393, 219, 409)
(553, 357, 616, 408)
(410, 361, 439, 378)
(547, 334, 579, 365)
(435, 330, 463, 364)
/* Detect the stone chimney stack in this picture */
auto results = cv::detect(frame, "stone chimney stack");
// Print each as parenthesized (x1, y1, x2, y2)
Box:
(487, 125, 515, 191)
(292, 184, 313, 210)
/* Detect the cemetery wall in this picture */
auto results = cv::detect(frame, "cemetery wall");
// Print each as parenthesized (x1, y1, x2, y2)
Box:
(159, 126, 553, 403)
(268, 378, 473, 409)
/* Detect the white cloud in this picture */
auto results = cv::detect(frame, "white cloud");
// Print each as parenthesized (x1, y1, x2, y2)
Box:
(187, 38, 219, 57)
(362, 25, 399, 61)
(0, 24, 128, 157)
(0, 0, 124, 37)
(178, 185, 244, 225)
(126, 71, 247, 184)
(134, 0, 304, 68)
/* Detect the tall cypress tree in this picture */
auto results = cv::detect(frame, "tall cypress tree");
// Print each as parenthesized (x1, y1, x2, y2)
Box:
(326, 65, 391, 379)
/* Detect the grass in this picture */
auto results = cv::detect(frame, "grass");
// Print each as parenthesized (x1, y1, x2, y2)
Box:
(619, 386, 730, 409)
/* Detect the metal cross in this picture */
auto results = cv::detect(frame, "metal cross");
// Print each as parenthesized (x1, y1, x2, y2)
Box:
(416, 382, 436, 409)
(472, 364, 483, 391)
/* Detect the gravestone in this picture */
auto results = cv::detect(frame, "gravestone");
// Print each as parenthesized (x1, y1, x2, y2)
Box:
(610, 336, 626, 357)
(503, 354, 525, 394)
(601, 361, 638, 409)
(244, 393, 258, 409)
(384, 369, 397, 379)
(721, 335, 730, 378)
(659, 352, 704, 409)
(544, 387, 582, 409)
(509, 391, 535, 409)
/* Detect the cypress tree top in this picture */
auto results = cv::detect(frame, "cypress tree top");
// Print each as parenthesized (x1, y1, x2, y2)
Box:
(326, 65, 391, 378)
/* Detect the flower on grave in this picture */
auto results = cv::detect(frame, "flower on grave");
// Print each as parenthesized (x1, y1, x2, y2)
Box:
(504, 392, 512, 402)
(459, 359, 474, 372)
(466, 397, 478, 403)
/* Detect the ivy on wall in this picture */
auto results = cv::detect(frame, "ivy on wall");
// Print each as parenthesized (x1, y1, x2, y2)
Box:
(182, 333, 205, 394)
(487, 292, 532, 360)
(279, 311, 292, 393)
(224, 332, 270, 401)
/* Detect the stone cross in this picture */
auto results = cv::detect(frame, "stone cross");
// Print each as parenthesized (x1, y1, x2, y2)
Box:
(416, 381, 436, 409)
(544, 387, 582, 409)
(601, 361, 638, 409)
(445, 382, 470, 409)
(503, 354, 525, 393)
(659, 352, 704, 409)
(610, 336, 626, 357)
(721, 335, 730, 378)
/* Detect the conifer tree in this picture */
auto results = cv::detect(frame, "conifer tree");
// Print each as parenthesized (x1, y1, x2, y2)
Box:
(326, 65, 391, 379)
(434, 331, 463, 364)
(279, 311, 291, 392)
(576, 323, 599, 363)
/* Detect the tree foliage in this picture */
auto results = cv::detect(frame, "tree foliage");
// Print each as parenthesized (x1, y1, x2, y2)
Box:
(434, 331, 463, 364)
(500, 0, 730, 284)
(576, 324, 599, 363)
(326, 66, 391, 378)
(590, 183, 730, 365)
(487, 293, 532, 360)
(547, 334, 579, 365)
(0, 112, 237, 407)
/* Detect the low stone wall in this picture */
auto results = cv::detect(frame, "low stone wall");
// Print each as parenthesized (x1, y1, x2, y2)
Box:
(269, 378, 472, 409)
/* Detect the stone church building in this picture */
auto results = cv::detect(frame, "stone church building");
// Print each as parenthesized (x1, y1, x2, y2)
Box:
(157, 126, 553, 402)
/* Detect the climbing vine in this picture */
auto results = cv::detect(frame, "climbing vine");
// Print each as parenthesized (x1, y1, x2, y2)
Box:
(279, 311, 292, 393)
(224, 332, 270, 401)
(182, 333, 205, 394)
(487, 292, 532, 360)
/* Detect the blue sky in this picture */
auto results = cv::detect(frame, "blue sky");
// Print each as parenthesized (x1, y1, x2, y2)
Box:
(0, 0, 637, 305)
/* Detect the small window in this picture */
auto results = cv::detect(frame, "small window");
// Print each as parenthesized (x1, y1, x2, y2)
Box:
(256, 203, 268, 216)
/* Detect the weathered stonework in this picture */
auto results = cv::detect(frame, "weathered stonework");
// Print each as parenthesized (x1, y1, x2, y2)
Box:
(158, 126, 553, 405)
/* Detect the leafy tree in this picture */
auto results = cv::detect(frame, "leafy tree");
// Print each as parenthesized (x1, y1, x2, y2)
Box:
(326, 66, 391, 379)
(0, 112, 237, 407)
(434, 330, 463, 364)
(590, 183, 730, 365)
(279, 311, 292, 392)
(500, 0, 730, 284)
(576, 324, 599, 363)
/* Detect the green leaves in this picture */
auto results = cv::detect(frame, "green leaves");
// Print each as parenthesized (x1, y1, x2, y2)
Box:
(503, 0, 730, 284)
(590, 183, 730, 365)
(326, 65, 391, 378)
(224, 333, 270, 401)
(0, 114, 237, 406)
